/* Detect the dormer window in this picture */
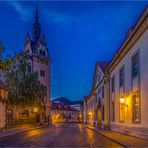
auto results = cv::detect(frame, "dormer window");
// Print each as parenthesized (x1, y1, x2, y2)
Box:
(40, 49, 42, 55)
(39, 49, 46, 57)
(98, 72, 101, 82)
(43, 51, 46, 56)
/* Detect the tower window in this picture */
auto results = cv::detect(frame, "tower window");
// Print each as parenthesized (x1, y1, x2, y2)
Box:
(39, 49, 46, 56)
(40, 70, 45, 77)
(28, 64, 31, 73)
(40, 49, 42, 55)
(43, 51, 46, 56)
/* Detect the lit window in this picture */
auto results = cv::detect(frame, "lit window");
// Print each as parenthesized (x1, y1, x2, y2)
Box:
(132, 52, 140, 78)
(133, 93, 140, 123)
(119, 102, 125, 123)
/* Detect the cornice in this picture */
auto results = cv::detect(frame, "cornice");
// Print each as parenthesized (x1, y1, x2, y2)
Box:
(108, 8, 148, 74)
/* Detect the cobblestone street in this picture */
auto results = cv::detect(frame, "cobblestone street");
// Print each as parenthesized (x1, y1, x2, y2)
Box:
(0, 123, 122, 147)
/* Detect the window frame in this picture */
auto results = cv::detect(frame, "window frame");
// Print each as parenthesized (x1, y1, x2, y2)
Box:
(111, 76, 115, 93)
(132, 51, 140, 79)
(132, 91, 141, 124)
(119, 65, 125, 88)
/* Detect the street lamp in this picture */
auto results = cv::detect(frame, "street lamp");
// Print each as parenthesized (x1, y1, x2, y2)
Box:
(120, 97, 128, 107)
(120, 97, 125, 104)
(34, 107, 38, 113)
(88, 112, 92, 116)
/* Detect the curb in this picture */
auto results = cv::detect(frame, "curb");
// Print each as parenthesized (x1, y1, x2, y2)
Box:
(0, 124, 51, 139)
(85, 125, 128, 147)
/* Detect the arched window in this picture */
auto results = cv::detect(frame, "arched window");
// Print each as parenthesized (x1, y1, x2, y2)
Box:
(40, 49, 42, 55)
(43, 51, 46, 56)
(28, 64, 31, 73)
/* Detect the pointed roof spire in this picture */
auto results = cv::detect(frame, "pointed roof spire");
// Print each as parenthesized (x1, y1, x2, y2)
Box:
(35, 1, 39, 22)
(32, 1, 41, 44)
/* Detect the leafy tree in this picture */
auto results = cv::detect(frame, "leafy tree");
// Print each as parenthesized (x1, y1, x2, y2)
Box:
(5, 55, 47, 114)
(0, 41, 11, 71)
(19, 72, 47, 113)
(5, 56, 27, 109)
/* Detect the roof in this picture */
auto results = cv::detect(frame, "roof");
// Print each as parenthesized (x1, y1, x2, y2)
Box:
(0, 80, 9, 91)
(97, 62, 110, 73)
(69, 100, 83, 105)
(52, 102, 79, 112)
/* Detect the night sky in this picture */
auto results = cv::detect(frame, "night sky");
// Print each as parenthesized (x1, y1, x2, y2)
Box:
(0, 1, 147, 100)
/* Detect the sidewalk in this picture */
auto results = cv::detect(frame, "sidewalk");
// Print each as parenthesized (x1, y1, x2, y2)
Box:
(0, 124, 49, 138)
(85, 125, 148, 147)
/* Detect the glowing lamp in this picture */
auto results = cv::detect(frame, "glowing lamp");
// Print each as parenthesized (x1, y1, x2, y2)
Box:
(120, 97, 125, 104)
(88, 112, 92, 115)
(34, 107, 38, 113)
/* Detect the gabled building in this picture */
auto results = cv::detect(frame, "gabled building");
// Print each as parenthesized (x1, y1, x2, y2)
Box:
(83, 6, 148, 139)
(84, 62, 109, 127)
(51, 99, 82, 123)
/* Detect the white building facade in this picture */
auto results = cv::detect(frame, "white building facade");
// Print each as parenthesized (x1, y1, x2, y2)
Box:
(84, 7, 148, 139)
(108, 7, 148, 138)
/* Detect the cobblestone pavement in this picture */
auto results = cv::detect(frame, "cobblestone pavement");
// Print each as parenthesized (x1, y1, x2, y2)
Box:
(0, 123, 122, 147)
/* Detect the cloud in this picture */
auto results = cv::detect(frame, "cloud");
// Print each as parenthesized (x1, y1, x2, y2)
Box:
(7, 1, 33, 21)
(45, 10, 76, 26)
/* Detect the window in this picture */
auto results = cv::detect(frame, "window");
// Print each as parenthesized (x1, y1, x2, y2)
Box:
(40, 70, 45, 77)
(40, 49, 42, 55)
(111, 76, 115, 93)
(133, 93, 140, 123)
(40, 49, 46, 56)
(112, 102, 115, 122)
(43, 51, 46, 56)
(102, 85, 104, 98)
(28, 64, 31, 73)
(102, 105, 104, 121)
(119, 66, 125, 87)
(132, 52, 140, 78)
(119, 102, 125, 123)
(43, 70, 45, 77)
(98, 72, 101, 82)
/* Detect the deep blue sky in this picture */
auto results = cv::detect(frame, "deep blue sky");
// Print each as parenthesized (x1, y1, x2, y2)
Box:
(0, 1, 147, 100)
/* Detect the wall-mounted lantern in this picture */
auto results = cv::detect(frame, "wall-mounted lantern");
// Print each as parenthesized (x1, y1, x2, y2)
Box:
(120, 97, 128, 107)
(88, 112, 92, 116)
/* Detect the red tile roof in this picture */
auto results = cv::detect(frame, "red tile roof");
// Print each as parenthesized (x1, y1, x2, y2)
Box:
(52, 102, 79, 111)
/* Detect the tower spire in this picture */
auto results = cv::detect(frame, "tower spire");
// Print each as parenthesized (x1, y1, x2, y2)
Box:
(32, 1, 41, 44)
(35, 1, 39, 22)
